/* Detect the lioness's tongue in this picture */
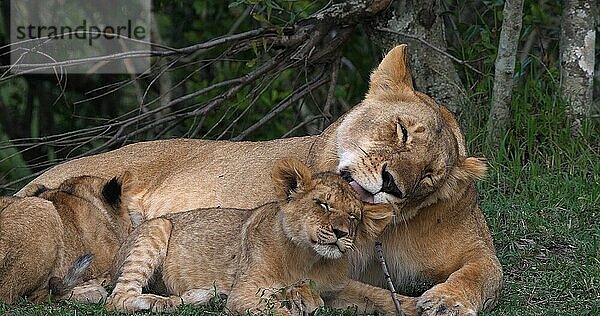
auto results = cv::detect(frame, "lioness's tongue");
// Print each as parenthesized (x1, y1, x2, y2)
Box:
(349, 181, 374, 204)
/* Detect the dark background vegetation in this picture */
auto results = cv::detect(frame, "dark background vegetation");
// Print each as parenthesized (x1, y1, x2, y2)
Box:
(0, 0, 598, 315)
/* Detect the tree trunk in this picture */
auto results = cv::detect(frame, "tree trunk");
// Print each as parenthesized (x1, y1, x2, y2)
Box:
(559, 0, 596, 135)
(367, 0, 465, 114)
(485, 0, 524, 148)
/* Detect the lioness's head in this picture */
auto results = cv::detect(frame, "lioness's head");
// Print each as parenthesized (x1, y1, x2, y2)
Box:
(336, 45, 487, 221)
(272, 158, 393, 259)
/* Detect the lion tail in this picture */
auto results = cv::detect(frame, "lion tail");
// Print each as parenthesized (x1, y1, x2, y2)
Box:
(49, 253, 94, 297)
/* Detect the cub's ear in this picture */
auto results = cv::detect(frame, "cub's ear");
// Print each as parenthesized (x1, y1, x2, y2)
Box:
(367, 44, 415, 97)
(102, 175, 123, 207)
(21, 183, 49, 197)
(361, 204, 394, 237)
(454, 157, 487, 182)
(271, 158, 313, 201)
(103, 171, 140, 207)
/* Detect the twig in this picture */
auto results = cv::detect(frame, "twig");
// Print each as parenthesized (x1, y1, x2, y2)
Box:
(376, 27, 483, 76)
(282, 115, 324, 138)
(320, 56, 341, 131)
(232, 71, 330, 140)
(375, 241, 404, 316)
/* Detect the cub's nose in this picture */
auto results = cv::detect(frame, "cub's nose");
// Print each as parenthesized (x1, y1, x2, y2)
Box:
(381, 169, 403, 198)
(333, 228, 349, 239)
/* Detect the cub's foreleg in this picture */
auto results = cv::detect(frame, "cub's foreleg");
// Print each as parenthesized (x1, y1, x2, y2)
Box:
(227, 278, 323, 316)
(106, 218, 181, 313)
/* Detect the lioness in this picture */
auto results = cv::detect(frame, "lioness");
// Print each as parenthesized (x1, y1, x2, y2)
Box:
(0, 174, 134, 303)
(106, 159, 411, 315)
(18, 45, 502, 314)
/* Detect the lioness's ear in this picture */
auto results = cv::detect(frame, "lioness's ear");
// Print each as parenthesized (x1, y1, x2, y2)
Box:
(361, 204, 394, 237)
(367, 44, 415, 97)
(454, 157, 487, 182)
(271, 158, 313, 201)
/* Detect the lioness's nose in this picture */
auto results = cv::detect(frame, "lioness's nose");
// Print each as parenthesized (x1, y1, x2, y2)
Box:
(333, 228, 348, 239)
(381, 169, 403, 198)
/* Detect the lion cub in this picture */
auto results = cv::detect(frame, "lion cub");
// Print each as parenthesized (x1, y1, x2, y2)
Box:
(0, 174, 134, 304)
(106, 159, 394, 314)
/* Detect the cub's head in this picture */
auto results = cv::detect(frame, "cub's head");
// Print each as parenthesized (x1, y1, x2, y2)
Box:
(272, 158, 393, 259)
(32, 172, 137, 235)
(336, 44, 487, 221)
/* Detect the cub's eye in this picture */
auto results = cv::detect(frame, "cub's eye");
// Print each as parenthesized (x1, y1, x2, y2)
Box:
(421, 173, 434, 187)
(316, 200, 330, 211)
(349, 215, 357, 221)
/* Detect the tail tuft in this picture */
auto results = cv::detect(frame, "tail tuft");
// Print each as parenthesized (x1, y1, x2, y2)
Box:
(49, 253, 93, 297)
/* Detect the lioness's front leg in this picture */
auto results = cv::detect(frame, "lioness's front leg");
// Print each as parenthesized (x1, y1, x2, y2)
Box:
(417, 252, 502, 316)
(327, 280, 417, 316)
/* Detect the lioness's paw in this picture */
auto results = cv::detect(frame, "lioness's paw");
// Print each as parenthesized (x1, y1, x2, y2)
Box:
(417, 288, 476, 316)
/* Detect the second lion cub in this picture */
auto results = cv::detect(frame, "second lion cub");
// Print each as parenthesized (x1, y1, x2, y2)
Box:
(107, 159, 410, 315)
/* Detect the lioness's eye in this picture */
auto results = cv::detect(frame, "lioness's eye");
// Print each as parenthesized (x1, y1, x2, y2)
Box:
(349, 215, 357, 220)
(397, 123, 408, 143)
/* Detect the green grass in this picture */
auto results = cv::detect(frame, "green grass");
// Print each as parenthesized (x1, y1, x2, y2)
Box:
(482, 164, 599, 315)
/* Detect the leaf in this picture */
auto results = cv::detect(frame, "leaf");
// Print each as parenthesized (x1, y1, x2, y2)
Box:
(279, 286, 287, 300)
(246, 58, 257, 68)
(228, 0, 246, 8)
(251, 12, 267, 23)
(308, 279, 318, 294)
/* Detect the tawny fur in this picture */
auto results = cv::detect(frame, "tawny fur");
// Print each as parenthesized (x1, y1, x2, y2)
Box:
(106, 159, 413, 315)
(0, 174, 135, 304)
(18, 44, 503, 315)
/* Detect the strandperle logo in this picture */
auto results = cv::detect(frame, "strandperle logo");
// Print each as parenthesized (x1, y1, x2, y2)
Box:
(15, 20, 147, 46)
(10, 0, 151, 74)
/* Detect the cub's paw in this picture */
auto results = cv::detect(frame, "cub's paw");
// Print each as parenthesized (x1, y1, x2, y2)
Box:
(149, 295, 184, 313)
(106, 293, 182, 313)
(68, 281, 108, 304)
(417, 287, 476, 316)
(274, 282, 324, 316)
